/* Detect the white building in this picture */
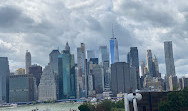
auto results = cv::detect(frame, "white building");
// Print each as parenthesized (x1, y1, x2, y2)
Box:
(25, 50, 31, 74)
(38, 65, 57, 101)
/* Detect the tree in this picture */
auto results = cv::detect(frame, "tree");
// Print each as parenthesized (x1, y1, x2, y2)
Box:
(159, 89, 188, 111)
(78, 103, 95, 111)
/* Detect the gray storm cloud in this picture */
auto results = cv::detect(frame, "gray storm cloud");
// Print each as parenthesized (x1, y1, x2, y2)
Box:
(0, 0, 188, 77)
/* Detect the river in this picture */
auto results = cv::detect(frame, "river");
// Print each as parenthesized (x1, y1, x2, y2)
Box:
(0, 102, 81, 111)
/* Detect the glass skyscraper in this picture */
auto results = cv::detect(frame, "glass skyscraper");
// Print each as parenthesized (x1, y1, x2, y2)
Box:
(87, 50, 95, 61)
(110, 37, 119, 64)
(99, 46, 109, 64)
(58, 43, 76, 99)
(129, 47, 140, 89)
(0, 57, 10, 103)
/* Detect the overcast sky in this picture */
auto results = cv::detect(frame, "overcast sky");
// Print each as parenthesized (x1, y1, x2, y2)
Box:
(0, 0, 188, 77)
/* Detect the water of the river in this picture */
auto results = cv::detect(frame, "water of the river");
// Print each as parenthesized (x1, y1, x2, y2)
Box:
(0, 102, 81, 111)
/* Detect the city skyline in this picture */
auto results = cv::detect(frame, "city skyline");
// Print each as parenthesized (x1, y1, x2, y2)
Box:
(0, 0, 188, 78)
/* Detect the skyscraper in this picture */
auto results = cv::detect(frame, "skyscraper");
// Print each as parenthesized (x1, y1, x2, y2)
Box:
(146, 50, 154, 76)
(58, 43, 76, 99)
(93, 65, 104, 94)
(129, 47, 140, 89)
(0, 57, 10, 103)
(103, 61, 110, 89)
(25, 50, 31, 74)
(130, 67, 137, 91)
(153, 56, 161, 77)
(99, 46, 109, 64)
(87, 50, 95, 61)
(140, 61, 145, 77)
(38, 65, 57, 101)
(111, 62, 130, 96)
(127, 52, 130, 63)
(9, 74, 35, 103)
(77, 43, 87, 98)
(29, 64, 42, 87)
(110, 33, 119, 64)
(164, 41, 176, 90)
(49, 49, 61, 74)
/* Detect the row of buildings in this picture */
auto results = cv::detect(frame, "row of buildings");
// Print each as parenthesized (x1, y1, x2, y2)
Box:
(0, 36, 188, 103)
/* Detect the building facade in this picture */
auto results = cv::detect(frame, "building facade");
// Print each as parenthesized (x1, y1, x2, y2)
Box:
(87, 50, 95, 61)
(25, 50, 31, 74)
(38, 65, 57, 101)
(29, 64, 42, 87)
(110, 37, 119, 64)
(169, 75, 178, 91)
(93, 65, 104, 94)
(140, 61, 145, 77)
(0, 57, 10, 103)
(146, 50, 153, 77)
(99, 46, 109, 64)
(9, 74, 35, 103)
(129, 47, 140, 89)
(49, 50, 61, 74)
(15, 68, 25, 75)
(111, 62, 130, 96)
(164, 41, 176, 90)
(77, 43, 87, 98)
(58, 43, 76, 99)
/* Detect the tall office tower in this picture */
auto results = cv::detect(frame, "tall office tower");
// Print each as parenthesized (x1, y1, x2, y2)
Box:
(64, 42, 70, 53)
(58, 43, 76, 99)
(29, 64, 42, 87)
(169, 75, 178, 91)
(103, 61, 110, 89)
(129, 47, 140, 89)
(127, 52, 130, 63)
(111, 62, 130, 96)
(75, 65, 80, 99)
(77, 43, 87, 98)
(153, 56, 161, 77)
(87, 50, 95, 61)
(49, 49, 60, 74)
(130, 67, 137, 91)
(87, 60, 96, 97)
(164, 41, 176, 90)
(0, 57, 10, 103)
(146, 50, 154, 76)
(38, 65, 57, 101)
(9, 74, 35, 103)
(110, 33, 119, 64)
(93, 65, 104, 94)
(25, 50, 31, 74)
(144, 67, 148, 75)
(99, 46, 109, 64)
(140, 61, 145, 76)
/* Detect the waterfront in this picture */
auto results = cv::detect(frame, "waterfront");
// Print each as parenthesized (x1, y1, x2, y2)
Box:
(0, 102, 81, 111)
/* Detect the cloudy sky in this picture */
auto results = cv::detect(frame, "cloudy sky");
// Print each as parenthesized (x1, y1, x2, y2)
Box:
(0, 0, 188, 77)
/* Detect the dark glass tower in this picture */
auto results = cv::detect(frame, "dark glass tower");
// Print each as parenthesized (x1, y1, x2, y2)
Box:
(58, 43, 76, 99)
(129, 47, 140, 89)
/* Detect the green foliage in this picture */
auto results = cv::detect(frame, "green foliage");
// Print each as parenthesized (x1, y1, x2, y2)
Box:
(78, 102, 95, 111)
(32, 101, 37, 105)
(111, 108, 125, 111)
(115, 100, 124, 108)
(159, 88, 188, 111)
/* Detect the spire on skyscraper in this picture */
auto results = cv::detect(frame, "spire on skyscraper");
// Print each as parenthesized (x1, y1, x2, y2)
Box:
(112, 24, 115, 38)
